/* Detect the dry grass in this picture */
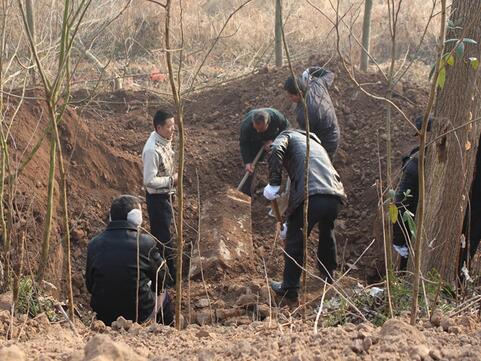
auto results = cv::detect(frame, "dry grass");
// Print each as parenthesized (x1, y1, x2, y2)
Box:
(1, 0, 443, 90)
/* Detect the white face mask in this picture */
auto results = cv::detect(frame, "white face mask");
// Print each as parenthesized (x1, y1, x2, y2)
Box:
(127, 208, 143, 227)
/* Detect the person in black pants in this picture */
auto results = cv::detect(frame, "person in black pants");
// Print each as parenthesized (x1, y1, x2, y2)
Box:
(145, 193, 175, 285)
(283, 194, 341, 292)
(142, 110, 177, 286)
(459, 137, 481, 282)
(393, 115, 432, 270)
(263, 129, 346, 300)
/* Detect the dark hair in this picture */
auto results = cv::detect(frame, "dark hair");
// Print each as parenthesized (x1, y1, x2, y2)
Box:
(415, 114, 433, 132)
(284, 76, 299, 95)
(153, 109, 174, 130)
(110, 195, 141, 221)
(284, 75, 307, 95)
(253, 110, 269, 125)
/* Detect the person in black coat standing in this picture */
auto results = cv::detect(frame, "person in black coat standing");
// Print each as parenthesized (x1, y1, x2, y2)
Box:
(263, 130, 346, 300)
(85, 195, 173, 325)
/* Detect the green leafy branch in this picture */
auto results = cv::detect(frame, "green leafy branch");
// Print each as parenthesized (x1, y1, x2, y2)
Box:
(429, 34, 478, 89)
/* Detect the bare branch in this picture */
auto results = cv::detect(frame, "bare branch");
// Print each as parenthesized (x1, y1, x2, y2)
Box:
(183, 0, 254, 95)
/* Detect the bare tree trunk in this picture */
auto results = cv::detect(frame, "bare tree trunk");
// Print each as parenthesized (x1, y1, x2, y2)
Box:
(360, 0, 373, 71)
(25, 0, 36, 84)
(275, 0, 283, 67)
(421, 0, 481, 284)
(410, 0, 447, 325)
(36, 123, 56, 283)
(164, 0, 185, 330)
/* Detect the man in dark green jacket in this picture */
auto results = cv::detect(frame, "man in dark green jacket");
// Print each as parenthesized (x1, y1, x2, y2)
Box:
(239, 108, 290, 195)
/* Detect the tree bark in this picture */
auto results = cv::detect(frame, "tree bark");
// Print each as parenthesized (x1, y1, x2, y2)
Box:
(360, 0, 373, 71)
(421, 0, 481, 284)
(25, 0, 36, 84)
(275, 0, 283, 67)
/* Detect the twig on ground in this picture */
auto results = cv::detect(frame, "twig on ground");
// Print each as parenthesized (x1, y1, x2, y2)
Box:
(56, 304, 80, 338)
(314, 280, 327, 334)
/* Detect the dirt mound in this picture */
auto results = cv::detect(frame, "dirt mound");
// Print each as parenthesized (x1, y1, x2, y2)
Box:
(2, 56, 429, 319)
(379, 318, 427, 345)
(1, 315, 480, 361)
(0, 344, 26, 361)
(71, 334, 147, 361)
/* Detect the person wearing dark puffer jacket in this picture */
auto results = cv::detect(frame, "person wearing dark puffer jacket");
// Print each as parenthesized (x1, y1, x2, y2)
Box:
(86, 195, 173, 326)
(284, 66, 340, 158)
(393, 115, 431, 270)
(393, 116, 481, 281)
(459, 137, 481, 283)
(263, 129, 346, 300)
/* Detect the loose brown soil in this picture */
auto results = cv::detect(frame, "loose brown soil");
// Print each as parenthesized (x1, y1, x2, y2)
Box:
(3, 59, 478, 360)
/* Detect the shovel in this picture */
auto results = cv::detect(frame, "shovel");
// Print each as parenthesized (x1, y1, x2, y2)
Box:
(237, 147, 264, 191)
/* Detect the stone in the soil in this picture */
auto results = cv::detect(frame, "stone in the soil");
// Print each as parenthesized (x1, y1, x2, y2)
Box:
(256, 304, 270, 318)
(215, 308, 241, 322)
(429, 349, 442, 360)
(409, 344, 430, 361)
(71, 228, 86, 241)
(0, 344, 26, 361)
(33, 312, 50, 327)
(75, 334, 147, 361)
(0, 292, 12, 311)
(196, 309, 214, 325)
(197, 350, 215, 361)
(440, 317, 453, 332)
(350, 339, 364, 354)
(196, 329, 211, 338)
(379, 319, 426, 344)
(111, 316, 132, 331)
(195, 298, 210, 308)
(448, 325, 461, 334)
(236, 293, 258, 308)
(363, 337, 373, 352)
(91, 320, 107, 333)
(190, 188, 254, 280)
(128, 322, 142, 335)
(430, 309, 443, 327)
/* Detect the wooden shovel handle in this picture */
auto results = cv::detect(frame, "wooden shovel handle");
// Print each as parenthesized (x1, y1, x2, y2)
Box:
(271, 199, 283, 223)
(237, 147, 264, 191)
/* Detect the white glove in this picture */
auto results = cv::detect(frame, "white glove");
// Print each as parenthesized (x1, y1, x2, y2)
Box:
(393, 244, 409, 258)
(280, 223, 287, 240)
(263, 184, 280, 200)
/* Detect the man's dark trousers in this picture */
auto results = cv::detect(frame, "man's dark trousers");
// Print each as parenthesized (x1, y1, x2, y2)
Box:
(146, 192, 175, 285)
(283, 194, 341, 289)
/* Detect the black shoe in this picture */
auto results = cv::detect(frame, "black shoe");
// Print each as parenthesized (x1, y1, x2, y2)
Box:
(319, 270, 335, 284)
(271, 281, 299, 300)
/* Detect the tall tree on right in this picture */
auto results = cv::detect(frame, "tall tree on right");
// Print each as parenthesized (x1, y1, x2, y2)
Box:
(420, 0, 481, 284)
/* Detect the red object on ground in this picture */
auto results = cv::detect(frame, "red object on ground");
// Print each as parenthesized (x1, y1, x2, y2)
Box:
(150, 69, 167, 82)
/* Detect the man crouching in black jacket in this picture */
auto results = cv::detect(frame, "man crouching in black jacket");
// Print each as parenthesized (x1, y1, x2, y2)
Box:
(85, 195, 173, 325)
(263, 130, 347, 300)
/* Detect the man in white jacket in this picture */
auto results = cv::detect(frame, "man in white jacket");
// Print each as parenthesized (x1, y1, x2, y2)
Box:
(142, 109, 177, 286)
